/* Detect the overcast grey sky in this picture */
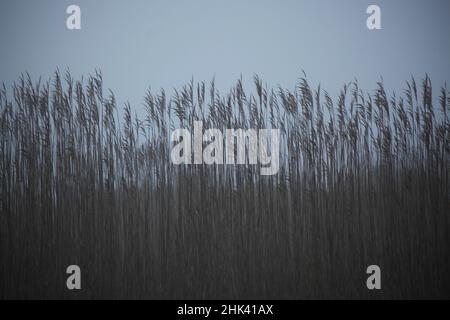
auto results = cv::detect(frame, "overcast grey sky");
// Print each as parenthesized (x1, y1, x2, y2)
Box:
(1, 0, 450, 112)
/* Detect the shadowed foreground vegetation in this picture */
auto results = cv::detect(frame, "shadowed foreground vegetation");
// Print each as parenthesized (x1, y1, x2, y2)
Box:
(0, 71, 449, 299)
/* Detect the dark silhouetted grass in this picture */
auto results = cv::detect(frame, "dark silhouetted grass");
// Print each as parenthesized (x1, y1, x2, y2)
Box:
(0, 71, 449, 298)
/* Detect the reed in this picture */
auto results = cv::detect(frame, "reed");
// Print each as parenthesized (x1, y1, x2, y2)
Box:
(0, 71, 449, 298)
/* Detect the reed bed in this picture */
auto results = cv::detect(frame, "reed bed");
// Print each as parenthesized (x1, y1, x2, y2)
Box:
(0, 70, 449, 298)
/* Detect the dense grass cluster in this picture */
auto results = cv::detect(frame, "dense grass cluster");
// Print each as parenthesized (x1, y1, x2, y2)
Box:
(0, 71, 449, 298)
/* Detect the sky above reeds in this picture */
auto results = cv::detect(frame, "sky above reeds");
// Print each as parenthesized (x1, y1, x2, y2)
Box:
(1, 0, 450, 113)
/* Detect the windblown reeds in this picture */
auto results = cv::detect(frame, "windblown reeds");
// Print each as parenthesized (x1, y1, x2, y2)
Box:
(0, 71, 449, 298)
